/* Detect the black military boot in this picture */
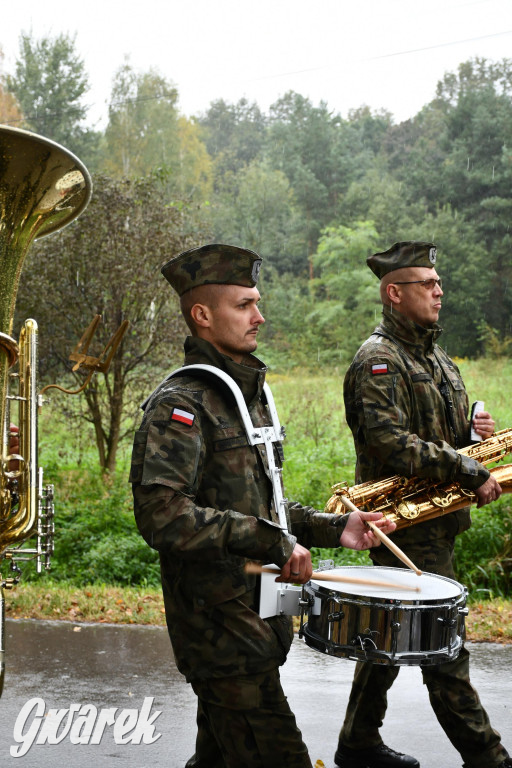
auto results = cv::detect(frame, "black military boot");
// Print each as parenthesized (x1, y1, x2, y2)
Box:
(334, 742, 420, 768)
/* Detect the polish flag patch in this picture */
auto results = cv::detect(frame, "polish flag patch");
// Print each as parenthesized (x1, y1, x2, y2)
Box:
(371, 363, 388, 375)
(171, 407, 195, 426)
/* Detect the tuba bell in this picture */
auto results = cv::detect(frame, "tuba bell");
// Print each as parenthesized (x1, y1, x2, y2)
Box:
(0, 125, 92, 695)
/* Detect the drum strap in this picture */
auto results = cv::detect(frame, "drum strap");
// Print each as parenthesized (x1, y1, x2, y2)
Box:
(143, 364, 289, 531)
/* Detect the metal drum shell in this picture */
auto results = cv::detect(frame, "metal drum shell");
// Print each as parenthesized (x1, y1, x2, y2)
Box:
(300, 566, 467, 667)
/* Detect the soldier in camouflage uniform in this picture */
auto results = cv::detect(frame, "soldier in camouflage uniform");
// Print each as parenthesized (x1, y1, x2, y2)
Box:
(130, 243, 396, 768)
(334, 242, 511, 768)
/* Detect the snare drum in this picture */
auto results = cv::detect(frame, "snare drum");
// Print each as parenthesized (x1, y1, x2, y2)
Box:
(300, 566, 467, 666)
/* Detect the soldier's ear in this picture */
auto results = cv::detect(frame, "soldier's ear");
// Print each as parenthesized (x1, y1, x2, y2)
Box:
(386, 283, 402, 305)
(190, 303, 212, 328)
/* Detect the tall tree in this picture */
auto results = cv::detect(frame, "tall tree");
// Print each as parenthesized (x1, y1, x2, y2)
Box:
(104, 61, 180, 177)
(265, 94, 388, 273)
(430, 58, 512, 344)
(198, 98, 266, 182)
(15, 174, 209, 473)
(6, 32, 99, 162)
(266, 92, 340, 265)
(307, 221, 381, 363)
(341, 166, 426, 245)
(211, 159, 305, 274)
(104, 62, 212, 199)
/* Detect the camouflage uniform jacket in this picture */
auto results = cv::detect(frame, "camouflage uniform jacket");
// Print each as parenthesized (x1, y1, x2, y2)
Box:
(343, 305, 490, 550)
(131, 336, 347, 682)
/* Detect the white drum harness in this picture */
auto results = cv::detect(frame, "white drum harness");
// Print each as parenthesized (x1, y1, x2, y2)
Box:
(145, 364, 289, 531)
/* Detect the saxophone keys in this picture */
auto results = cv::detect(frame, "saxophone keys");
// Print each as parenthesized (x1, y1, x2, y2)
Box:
(396, 500, 420, 520)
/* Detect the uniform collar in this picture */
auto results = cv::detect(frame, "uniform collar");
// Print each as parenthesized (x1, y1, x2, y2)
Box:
(183, 336, 268, 405)
(379, 305, 443, 355)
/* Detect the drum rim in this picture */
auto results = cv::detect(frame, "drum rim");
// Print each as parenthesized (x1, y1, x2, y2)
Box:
(308, 565, 465, 605)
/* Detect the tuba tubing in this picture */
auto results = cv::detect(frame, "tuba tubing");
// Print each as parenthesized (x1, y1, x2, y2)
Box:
(0, 125, 92, 696)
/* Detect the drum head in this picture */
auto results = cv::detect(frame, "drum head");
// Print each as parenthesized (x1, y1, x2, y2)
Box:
(310, 566, 463, 603)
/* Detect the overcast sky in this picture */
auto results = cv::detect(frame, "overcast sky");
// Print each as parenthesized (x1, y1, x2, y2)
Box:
(2, 0, 512, 129)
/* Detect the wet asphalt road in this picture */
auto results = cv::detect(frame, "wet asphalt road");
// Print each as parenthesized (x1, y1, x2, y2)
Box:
(0, 619, 511, 768)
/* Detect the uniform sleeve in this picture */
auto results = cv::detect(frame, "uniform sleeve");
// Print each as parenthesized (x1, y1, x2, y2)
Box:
(288, 502, 348, 548)
(130, 399, 296, 566)
(349, 354, 489, 490)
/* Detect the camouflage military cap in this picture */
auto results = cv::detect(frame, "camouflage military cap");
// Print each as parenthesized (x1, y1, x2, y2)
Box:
(367, 241, 437, 278)
(161, 243, 263, 296)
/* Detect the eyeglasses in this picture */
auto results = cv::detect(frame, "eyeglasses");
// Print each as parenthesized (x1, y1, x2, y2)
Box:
(393, 278, 442, 290)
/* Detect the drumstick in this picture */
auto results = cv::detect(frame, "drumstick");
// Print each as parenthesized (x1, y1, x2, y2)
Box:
(338, 496, 423, 576)
(245, 563, 421, 592)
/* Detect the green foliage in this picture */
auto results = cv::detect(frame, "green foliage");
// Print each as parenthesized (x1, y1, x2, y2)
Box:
(198, 97, 267, 180)
(454, 498, 512, 598)
(6, 31, 100, 164)
(306, 221, 382, 363)
(25, 462, 160, 587)
(104, 61, 179, 179)
(210, 159, 306, 273)
(477, 323, 512, 358)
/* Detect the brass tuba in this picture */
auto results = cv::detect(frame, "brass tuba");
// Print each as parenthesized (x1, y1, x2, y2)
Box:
(0, 125, 92, 695)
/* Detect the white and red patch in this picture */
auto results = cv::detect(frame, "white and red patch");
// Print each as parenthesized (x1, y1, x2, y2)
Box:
(171, 407, 195, 426)
(371, 363, 388, 375)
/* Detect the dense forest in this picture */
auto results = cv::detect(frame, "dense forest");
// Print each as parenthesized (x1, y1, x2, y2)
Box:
(1, 32, 512, 471)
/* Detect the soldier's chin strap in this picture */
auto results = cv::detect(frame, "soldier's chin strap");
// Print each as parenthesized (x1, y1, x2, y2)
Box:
(147, 364, 289, 532)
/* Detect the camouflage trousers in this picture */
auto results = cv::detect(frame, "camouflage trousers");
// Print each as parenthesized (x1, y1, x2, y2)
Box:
(186, 668, 313, 768)
(338, 538, 509, 768)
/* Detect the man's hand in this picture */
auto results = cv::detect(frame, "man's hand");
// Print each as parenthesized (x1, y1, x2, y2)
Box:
(340, 510, 397, 550)
(474, 475, 502, 508)
(276, 512, 396, 583)
(472, 411, 495, 440)
(276, 543, 313, 584)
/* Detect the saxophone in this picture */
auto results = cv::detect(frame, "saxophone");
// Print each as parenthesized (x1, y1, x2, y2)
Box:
(0, 125, 92, 695)
(325, 428, 512, 528)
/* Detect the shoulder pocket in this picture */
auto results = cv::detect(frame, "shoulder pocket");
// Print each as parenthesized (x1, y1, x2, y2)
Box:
(361, 374, 406, 429)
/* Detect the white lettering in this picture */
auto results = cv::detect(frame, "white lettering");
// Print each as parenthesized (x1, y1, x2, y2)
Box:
(36, 704, 81, 744)
(10, 696, 162, 755)
(89, 707, 117, 745)
(113, 708, 139, 744)
(11, 697, 45, 758)
(127, 697, 162, 745)
(69, 705, 98, 744)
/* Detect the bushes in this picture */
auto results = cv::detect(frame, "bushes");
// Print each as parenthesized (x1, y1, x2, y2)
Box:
(25, 463, 160, 587)
(84, 532, 161, 586)
(454, 497, 512, 598)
